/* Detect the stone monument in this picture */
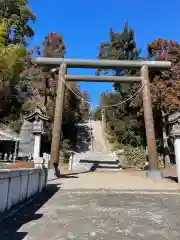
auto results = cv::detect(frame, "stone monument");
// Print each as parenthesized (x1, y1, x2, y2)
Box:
(18, 119, 35, 159)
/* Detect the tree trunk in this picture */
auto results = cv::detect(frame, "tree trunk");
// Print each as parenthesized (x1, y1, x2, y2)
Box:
(161, 109, 171, 168)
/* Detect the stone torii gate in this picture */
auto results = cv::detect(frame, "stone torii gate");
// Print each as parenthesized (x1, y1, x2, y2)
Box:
(34, 57, 171, 178)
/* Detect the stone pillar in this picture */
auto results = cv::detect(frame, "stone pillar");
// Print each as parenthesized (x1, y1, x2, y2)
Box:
(33, 135, 41, 160)
(68, 152, 74, 171)
(167, 111, 180, 183)
(174, 138, 180, 183)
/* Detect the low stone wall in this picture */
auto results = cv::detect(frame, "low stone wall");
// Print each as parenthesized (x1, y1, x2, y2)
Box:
(0, 168, 47, 212)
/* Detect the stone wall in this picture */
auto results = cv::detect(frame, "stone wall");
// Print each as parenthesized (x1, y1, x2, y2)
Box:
(0, 168, 47, 212)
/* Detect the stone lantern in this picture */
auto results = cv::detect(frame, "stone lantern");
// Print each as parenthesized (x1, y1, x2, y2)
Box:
(25, 107, 49, 160)
(167, 111, 180, 183)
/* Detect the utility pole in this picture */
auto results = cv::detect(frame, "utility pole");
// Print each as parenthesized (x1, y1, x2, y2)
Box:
(141, 66, 159, 172)
(50, 63, 66, 176)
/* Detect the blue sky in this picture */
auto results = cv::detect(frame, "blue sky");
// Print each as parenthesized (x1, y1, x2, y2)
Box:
(29, 0, 180, 107)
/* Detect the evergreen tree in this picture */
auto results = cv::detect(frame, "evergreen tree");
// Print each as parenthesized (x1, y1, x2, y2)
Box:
(97, 22, 143, 147)
(98, 21, 140, 93)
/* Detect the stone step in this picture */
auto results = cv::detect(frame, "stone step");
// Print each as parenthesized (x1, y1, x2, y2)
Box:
(80, 159, 119, 165)
(95, 167, 122, 172)
(98, 163, 121, 168)
(79, 157, 122, 172)
(72, 162, 94, 172)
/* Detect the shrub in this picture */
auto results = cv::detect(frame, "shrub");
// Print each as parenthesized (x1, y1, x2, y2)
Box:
(59, 139, 71, 164)
(123, 146, 146, 168)
(116, 145, 165, 169)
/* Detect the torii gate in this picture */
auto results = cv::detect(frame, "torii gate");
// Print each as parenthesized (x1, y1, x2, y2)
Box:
(33, 57, 171, 178)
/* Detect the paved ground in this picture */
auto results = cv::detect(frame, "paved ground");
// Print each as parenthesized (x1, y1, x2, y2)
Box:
(1, 171, 180, 239)
(161, 165, 177, 179)
(59, 170, 180, 191)
(91, 121, 109, 153)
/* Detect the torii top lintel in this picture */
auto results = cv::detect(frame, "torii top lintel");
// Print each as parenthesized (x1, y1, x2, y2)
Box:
(33, 57, 171, 70)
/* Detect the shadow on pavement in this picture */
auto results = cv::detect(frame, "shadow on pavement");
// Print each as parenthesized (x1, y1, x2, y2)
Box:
(164, 176, 178, 183)
(60, 174, 79, 178)
(0, 184, 60, 240)
(60, 170, 93, 176)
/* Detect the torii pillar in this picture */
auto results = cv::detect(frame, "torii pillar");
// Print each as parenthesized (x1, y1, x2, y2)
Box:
(50, 63, 66, 177)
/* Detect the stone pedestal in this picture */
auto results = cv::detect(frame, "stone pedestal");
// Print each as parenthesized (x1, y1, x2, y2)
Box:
(146, 170, 163, 180)
(34, 157, 44, 169)
(33, 153, 50, 172)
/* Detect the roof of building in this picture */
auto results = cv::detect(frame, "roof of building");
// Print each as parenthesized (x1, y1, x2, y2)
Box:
(0, 123, 20, 141)
(25, 107, 49, 122)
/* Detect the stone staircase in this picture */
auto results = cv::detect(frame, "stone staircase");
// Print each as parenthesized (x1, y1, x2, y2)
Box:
(71, 120, 122, 172)
(79, 152, 121, 171)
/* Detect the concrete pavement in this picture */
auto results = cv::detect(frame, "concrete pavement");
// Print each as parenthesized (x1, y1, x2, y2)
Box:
(1, 171, 180, 239)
